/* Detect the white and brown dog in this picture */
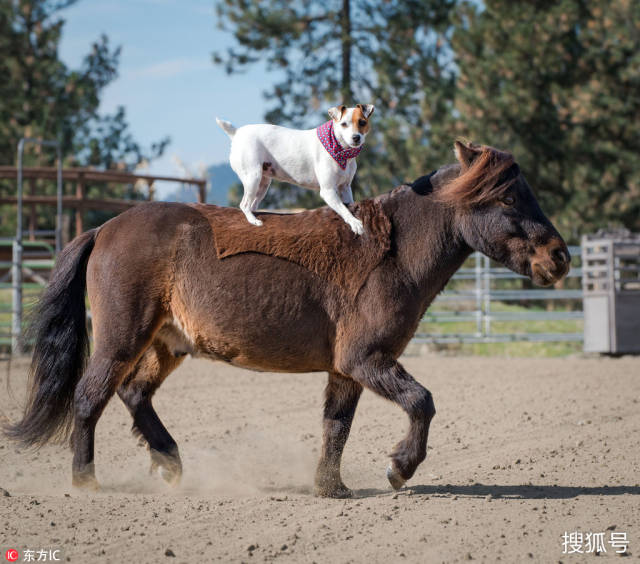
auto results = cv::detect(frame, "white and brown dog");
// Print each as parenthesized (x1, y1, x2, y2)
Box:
(216, 104, 374, 234)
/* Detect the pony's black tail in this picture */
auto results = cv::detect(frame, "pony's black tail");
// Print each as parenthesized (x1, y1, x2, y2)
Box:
(4, 228, 97, 447)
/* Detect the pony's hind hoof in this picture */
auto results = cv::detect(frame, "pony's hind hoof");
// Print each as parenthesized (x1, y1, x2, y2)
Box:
(159, 465, 182, 486)
(150, 448, 182, 486)
(72, 472, 100, 492)
(386, 462, 406, 491)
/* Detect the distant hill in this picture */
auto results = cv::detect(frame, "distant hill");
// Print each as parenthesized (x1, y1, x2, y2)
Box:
(163, 162, 238, 205)
(206, 162, 238, 205)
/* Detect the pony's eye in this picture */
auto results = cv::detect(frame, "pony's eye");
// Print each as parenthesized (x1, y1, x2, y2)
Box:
(341, 122, 348, 127)
(358, 119, 367, 127)
(501, 195, 515, 206)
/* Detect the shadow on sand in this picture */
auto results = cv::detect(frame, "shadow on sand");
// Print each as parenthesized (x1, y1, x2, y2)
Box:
(92, 482, 640, 500)
(353, 483, 640, 500)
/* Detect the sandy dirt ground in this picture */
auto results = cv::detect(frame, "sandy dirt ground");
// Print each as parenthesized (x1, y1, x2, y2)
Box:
(0, 354, 639, 563)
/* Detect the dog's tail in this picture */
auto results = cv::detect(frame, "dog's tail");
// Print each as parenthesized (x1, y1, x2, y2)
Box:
(216, 117, 237, 139)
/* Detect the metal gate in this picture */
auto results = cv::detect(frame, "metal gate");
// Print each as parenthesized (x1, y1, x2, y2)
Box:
(10, 138, 63, 353)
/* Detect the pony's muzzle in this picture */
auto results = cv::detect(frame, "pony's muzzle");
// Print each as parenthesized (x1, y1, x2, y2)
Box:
(530, 239, 571, 286)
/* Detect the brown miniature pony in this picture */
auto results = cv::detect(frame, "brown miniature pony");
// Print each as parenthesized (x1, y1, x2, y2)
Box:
(5, 141, 570, 498)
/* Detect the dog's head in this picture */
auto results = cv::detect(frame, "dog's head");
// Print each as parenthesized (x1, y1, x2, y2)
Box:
(327, 104, 375, 149)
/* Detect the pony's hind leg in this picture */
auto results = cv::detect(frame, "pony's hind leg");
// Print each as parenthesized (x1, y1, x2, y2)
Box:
(350, 354, 436, 490)
(72, 352, 139, 489)
(117, 339, 185, 485)
(314, 372, 362, 498)
(72, 295, 164, 489)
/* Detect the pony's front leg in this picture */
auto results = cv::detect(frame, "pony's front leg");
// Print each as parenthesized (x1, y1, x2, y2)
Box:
(314, 373, 362, 498)
(350, 354, 436, 490)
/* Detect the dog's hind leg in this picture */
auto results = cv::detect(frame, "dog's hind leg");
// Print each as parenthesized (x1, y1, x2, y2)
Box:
(237, 170, 264, 226)
(117, 339, 185, 485)
(250, 175, 272, 212)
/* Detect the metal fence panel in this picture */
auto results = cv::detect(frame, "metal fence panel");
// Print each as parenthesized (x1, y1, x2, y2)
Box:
(582, 232, 640, 353)
(416, 246, 583, 344)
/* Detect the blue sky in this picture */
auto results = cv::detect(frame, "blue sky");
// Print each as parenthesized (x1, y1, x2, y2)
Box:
(59, 0, 272, 196)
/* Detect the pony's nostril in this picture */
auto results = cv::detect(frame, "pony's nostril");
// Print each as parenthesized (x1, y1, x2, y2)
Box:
(552, 247, 568, 265)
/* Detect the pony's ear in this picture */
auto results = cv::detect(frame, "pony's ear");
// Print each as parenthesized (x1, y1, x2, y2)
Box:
(454, 140, 481, 170)
(356, 103, 375, 118)
(328, 105, 347, 121)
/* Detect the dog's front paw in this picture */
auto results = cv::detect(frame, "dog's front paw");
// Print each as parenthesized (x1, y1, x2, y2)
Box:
(249, 218, 263, 227)
(348, 217, 364, 236)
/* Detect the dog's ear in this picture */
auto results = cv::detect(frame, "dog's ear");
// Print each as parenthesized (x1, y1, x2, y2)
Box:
(356, 104, 375, 119)
(453, 140, 482, 170)
(328, 105, 347, 121)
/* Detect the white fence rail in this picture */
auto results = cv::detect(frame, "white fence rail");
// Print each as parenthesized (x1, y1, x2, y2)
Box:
(2, 243, 585, 350)
(414, 246, 583, 343)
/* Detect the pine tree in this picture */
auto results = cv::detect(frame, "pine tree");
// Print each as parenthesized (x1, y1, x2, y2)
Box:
(0, 0, 169, 169)
(452, 0, 640, 237)
(214, 0, 457, 206)
(0, 0, 169, 235)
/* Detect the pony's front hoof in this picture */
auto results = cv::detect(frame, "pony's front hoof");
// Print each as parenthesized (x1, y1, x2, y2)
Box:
(314, 482, 353, 499)
(386, 462, 406, 490)
(314, 465, 352, 498)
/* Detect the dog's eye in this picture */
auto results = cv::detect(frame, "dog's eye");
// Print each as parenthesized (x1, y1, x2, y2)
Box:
(358, 119, 367, 127)
(500, 195, 515, 206)
(341, 122, 347, 127)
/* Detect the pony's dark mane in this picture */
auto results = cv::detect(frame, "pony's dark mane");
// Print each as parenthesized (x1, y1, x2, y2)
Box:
(436, 145, 518, 206)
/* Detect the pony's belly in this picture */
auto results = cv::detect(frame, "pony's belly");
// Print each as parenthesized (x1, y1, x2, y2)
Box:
(194, 320, 333, 373)
(172, 247, 338, 373)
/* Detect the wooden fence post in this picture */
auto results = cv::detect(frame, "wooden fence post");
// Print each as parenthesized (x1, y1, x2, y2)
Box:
(197, 180, 206, 203)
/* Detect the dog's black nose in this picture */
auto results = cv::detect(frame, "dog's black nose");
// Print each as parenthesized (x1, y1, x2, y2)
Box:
(352, 135, 360, 143)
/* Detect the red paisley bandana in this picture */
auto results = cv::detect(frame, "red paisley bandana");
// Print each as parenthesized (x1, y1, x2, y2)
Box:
(316, 120, 363, 170)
